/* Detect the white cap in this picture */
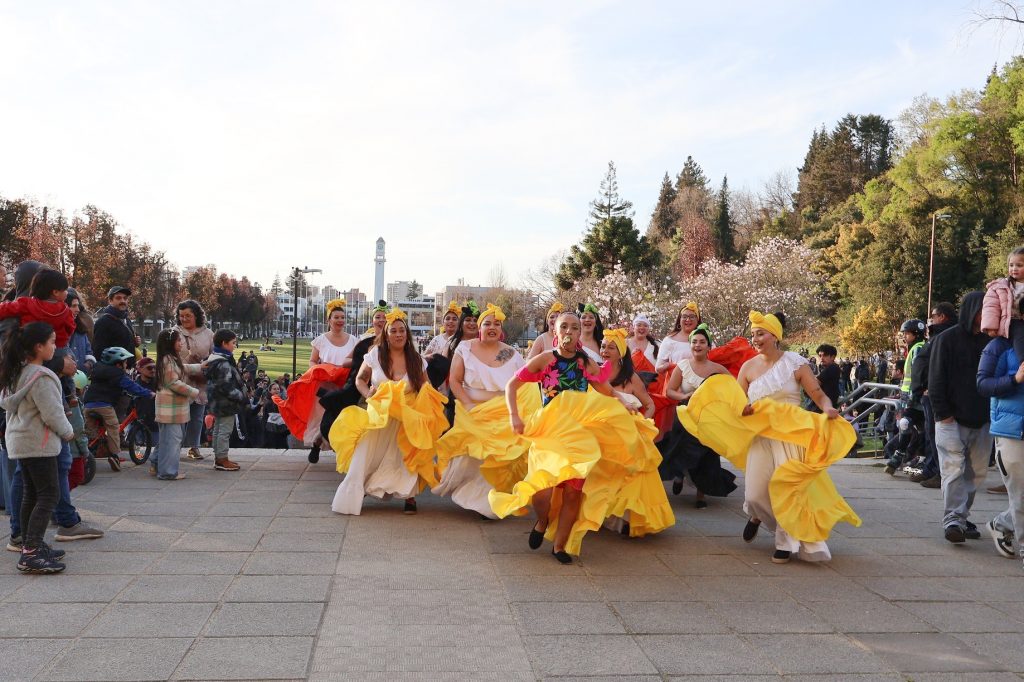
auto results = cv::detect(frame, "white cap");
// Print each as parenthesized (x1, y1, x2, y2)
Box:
(898, 418, 910, 431)
(633, 314, 651, 326)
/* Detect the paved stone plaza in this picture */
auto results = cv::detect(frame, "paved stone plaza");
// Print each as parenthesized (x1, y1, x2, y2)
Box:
(0, 449, 1022, 681)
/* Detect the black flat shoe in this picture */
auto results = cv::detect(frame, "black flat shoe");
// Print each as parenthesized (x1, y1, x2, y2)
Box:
(742, 518, 761, 543)
(307, 445, 321, 464)
(403, 498, 417, 515)
(672, 477, 683, 495)
(695, 499, 708, 509)
(528, 525, 545, 550)
(620, 521, 631, 537)
(552, 549, 573, 564)
(771, 549, 791, 564)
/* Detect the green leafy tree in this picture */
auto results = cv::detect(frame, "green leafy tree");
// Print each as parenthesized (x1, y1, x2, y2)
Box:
(675, 155, 710, 194)
(557, 216, 660, 289)
(647, 172, 678, 241)
(589, 161, 633, 225)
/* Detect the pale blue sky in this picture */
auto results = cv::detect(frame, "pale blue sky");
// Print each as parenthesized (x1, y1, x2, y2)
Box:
(0, 1, 1016, 296)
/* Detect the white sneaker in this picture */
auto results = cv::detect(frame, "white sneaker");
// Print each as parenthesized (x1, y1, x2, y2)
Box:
(988, 519, 1015, 559)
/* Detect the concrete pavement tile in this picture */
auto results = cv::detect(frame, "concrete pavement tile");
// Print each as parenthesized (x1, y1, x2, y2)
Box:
(119, 574, 234, 602)
(207, 502, 283, 516)
(82, 602, 215, 637)
(223, 575, 331, 602)
(899, 601, 1024, 632)
(616, 600, 731, 636)
(205, 602, 324, 636)
(286, 490, 336, 503)
(771, 576, 882, 602)
(40, 637, 193, 681)
(64, 532, 180, 552)
(574, 551, 673, 576)
(951, 633, 1024, 672)
(591, 575, 698, 601)
(522, 634, 657, 676)
(0, 603, 103, 637)
(648, 536, 730, 555)
(188, 515, 273, 533)
(276, 502, 337, 517)
(220, 489, 291, 503)
(310, 643, 530, 673)
(551, 677, 663, 682)
(824, 553, 921, 577)
(853, 632, 1008, 672)
(857, 577, 972, 601)
(257, 532, 344, 552)
(129, 502, 208, 516)
(491, 554, 587, 576)
(512, 602, 625, 634)
(500, 575, 603, 602)
(108, 516, 196, 532)
(659, 553, 757, 576)
(896, 552, 1024, 577)
(802, 600, 936, 633)
(171, 531, 264, 552)
(268, 516, 348, 533)
(0, 638, 70, 682)
(681, 575, 791, 601)
(710, 599, 834, 633)
(904, 674, 1024, 681)
(744, 633, 893, 674)
(147, 551, 249, 574)
(243, 551, 337, 575)
(63, 551, 161, 574)
(0, 575, 29, 599)
(315, 621, 521, 647)
(174, 635, 314, 680)
(7, 575, 132, 602)
(636, 634, 777, 674)
(943, 576, 1024, 601)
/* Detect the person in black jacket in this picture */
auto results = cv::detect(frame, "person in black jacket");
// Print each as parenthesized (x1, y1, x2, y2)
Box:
(927, 291, 993, 543)
(909, 302, 957, 486)
(92, 286, 139, 369)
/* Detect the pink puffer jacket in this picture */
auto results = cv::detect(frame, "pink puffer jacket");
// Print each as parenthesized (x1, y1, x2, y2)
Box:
(982, 278, 1013, 338)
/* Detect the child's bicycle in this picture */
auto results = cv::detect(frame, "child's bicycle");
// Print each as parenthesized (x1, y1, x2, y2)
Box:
(87, 405, 154, 472)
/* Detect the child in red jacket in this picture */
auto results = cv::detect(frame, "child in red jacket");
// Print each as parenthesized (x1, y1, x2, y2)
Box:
(0, 269, 76, 348)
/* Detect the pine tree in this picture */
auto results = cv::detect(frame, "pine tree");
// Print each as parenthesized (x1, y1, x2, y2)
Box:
(675, 156, 710, 194)
(589, 161, 634, 226)
(556, 216, 660, 290)
(712, 176, 735, 262)
(648, 172, 678, 240)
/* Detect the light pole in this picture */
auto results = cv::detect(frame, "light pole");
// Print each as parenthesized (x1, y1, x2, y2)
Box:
(927, 212, 952, 318)
(292, 266, 322, 377)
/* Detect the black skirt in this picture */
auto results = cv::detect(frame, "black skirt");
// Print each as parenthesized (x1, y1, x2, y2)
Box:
(657, 413, 737, 497)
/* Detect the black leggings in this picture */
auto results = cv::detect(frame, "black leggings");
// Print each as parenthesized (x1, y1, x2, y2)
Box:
(19, 457, 59, 549)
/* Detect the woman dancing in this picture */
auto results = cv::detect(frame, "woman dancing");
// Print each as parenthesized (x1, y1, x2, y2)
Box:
(626, 314, 658, 368)
(434, 303, 527, 517)
(424, 301, 460, 357)
(578, 303, 605, 364)
(527, 302, 564, 360)
(329, 308, 446, 516)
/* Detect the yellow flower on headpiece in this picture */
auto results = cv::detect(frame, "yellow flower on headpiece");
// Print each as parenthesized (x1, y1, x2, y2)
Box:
(446, 301, 460, 315)
(478, 303, 506, 325)
(749, 310, 783, 340)
(682, 301, 700, 317)
(385, 307, 407, 326)
(326, 298, 347, 318)
(603, 328, 628, 356)
(547, 301, 564, 316)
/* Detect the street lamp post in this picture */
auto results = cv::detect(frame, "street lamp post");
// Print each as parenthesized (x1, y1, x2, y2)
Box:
(927, 212, 952, 318)
(292, 266, 322, 377)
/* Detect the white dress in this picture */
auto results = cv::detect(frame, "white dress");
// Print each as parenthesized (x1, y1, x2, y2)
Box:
(627, 337, 657, 366)
(432, 342, 525, 518)
(331, 347, 428, 515)
(311, 333, 357, 365)
(423, 333, 452, 357)
(743, 351, 831, 562)
(658, 335, 692, 371)
(582, 344, 603, 365)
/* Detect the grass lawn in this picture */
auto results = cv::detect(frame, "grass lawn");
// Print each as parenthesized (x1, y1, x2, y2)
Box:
(237, 339, 312, 379)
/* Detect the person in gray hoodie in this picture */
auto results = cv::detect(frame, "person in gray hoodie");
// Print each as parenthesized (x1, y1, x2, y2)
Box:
(0, 322, 73, 573)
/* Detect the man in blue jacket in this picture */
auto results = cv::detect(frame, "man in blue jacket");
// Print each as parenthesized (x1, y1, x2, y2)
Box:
(976, 334, 1024, 567)
(928, 291, 992, 544)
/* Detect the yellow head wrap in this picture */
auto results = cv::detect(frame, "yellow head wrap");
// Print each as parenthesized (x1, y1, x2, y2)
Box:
(325, 298, 346, 318)
(603, 328, 628, 356)
(445, 301, 460, 316)
(478, 303, 506, 325)
(385, 307, 407, 326)
(682, 301, 700, 317)
(749, 310, 783, 340)
(547, 301, 564, 317)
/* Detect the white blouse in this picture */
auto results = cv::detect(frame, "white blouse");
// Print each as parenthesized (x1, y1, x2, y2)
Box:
(311, 333, 357, 365)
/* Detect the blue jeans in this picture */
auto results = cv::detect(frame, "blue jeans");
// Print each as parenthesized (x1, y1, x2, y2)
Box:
(182, 402, 206, 450)
(8, 440, 80, 537)
(936, 420, 993, 530)
(153, 423, 185, 479)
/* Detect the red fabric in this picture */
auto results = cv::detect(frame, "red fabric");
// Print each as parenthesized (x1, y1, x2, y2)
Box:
(273, 364, 351, 440)
(68, 456, 85, 489)
(0, 297, 77, 347)
(707, 336, 758, 378)
(633, 350, 676, 440)
(557, 478, 585, 491)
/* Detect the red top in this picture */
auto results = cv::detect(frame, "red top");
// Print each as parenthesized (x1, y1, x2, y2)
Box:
(0, 297, 77, 348)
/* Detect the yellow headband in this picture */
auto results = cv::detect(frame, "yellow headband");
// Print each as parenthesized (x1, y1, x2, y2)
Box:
(682, 301, 700, 317)
(385, 307, 407, 326)
(749, 310, 783, 340)
(326, 298, 347, 318)
(478, 303, 506, 325)
(604, 327, 628, 356)
(547, 301, 564, 317)
(446, 301, 460, 315)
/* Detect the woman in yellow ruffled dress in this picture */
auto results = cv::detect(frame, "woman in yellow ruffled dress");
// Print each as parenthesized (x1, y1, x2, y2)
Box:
(329, 309, 447, 516)
(433, 304, 529, 518)
(492, 313, 674, 563)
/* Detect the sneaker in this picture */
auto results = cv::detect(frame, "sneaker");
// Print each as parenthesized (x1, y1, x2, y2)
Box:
(17, 547, 65, 574)
(403, 498, 417, 515)
(988, 520, 1015, 559)
(988, 484, 1008, 495)
(6, 536, 22, 552)
(157, 473, 187, 481)
(148, 465, 157, 477)
(920, 475, 941, 489)
(908, 471, 928, 483)
(771, 549, 792, 564)
(38, 541, 65, 560)
(944, 525, 966, 543)
(883, 465, 896, 476)
(965, 521, 982, 540)
(186, 448, 205, 460)
(55, 522, 105, 542)
(214, 459, 240, 472)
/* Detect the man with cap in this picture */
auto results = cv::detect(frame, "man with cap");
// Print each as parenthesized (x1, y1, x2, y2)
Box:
(93, 286, 141, 369)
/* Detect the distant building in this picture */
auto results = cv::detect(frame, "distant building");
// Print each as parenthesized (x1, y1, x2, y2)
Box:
(387, 280, 421, 303)
(346, 288, 367, 303)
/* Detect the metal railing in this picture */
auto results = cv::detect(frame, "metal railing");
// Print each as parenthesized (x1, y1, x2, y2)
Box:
(838, 381, 902, 454)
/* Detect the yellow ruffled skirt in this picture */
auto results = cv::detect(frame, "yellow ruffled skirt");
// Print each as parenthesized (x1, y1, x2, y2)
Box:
(678, 374, 861, 543)
(328, 380, 448, 492)
(488, 390, 675, 555)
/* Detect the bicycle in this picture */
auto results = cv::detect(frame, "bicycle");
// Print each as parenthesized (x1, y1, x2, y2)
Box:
(86, 405, 154, 471)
